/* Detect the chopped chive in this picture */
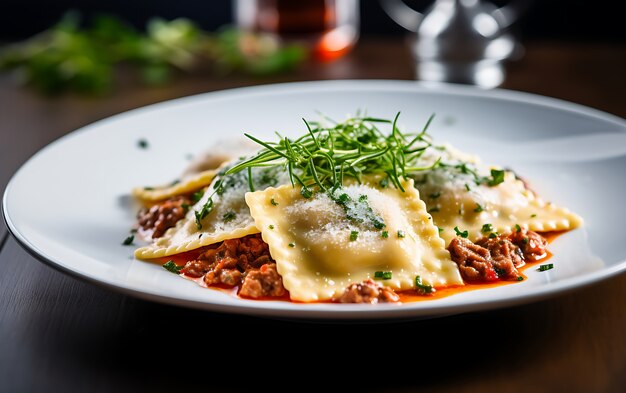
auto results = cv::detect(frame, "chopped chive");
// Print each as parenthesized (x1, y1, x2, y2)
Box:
(397, 230, 405, 238)
(415, 275, 434, 295)
(465, 183, 471, 192)
(349, 230, 359, 241)
(481, 223, 493, 233)
(374, 271, 392, 280)
(222, 211, 236, 223)
(454, 226, 469, 238)
(487, 169, 505, 186)
(538, 264, 553, 272)
(489, 232, 498, 239)
(374, 271, 383, 278)
(473, 203, 483, 213)
(381, 230, 389, 238)
(163, 260, 183, 274)
(382, 271, 392, 280)
(122, 235, 134, 245)
(270, 198, 279, 206)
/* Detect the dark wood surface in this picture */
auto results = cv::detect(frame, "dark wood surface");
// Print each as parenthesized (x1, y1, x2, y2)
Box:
(1, 40, 625, 392)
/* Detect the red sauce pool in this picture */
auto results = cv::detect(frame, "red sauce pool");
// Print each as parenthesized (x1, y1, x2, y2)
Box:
(151, 231, 563, 304)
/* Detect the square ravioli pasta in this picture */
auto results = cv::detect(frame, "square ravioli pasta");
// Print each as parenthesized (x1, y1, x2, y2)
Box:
(245, 178, 464, 302)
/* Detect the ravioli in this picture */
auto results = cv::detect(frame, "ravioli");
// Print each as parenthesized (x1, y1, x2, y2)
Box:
(411, 145, 583, 244)
(134, 165, 287, 259)
(132, 169, 217, 204)
(245, 178, 464, 302)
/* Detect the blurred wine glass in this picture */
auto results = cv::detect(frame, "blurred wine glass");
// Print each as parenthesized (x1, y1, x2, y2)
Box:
(234, 0, 359, 61)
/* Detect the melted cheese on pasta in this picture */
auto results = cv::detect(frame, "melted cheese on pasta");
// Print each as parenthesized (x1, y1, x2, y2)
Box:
(412, 145, 583, 243)
(134, 165, 287, 259)
(245, 179, 463, 302)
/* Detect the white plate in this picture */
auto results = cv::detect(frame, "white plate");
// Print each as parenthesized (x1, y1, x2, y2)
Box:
(3, 80, 626, 319)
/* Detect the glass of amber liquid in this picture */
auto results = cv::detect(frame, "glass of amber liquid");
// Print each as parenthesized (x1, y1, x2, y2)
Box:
(234, 0, 360, 61)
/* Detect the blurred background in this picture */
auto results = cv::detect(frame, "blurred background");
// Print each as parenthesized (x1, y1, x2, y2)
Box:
(1, 0, 623, 42)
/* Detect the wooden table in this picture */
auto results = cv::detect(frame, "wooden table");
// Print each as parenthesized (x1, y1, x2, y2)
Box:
(1, 40, 625, 392)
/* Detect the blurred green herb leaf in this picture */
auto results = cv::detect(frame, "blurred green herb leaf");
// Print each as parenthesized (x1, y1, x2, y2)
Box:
(0, 12, 306, 94)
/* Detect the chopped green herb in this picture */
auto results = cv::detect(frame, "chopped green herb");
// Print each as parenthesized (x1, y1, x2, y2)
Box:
(379, 178, 389, 188)
(122, 235, 134, 245)
(349, 230, 359, 241)
(191, 190, 204, 203)
(138, 139, 149, 149)
(300, 186, 313, 199)
(269, 224, 275, 229)
(381, 230, 389, 238)
(162, 260, 183, 274)
(270, 198, 279, 206)
(517, 276, 524, 281)
(374, 271, 392, 280)
(531, 214, 537, 218)
(474, 203, 484, 213)
(415, 275, 434, 295)
(382, 271, 392, 280)
(465, 183, 471, 192)
(454, 226, 469, 238)
(374, 271, 384, 278)
(194, 197, 214, 229)
(515, 224, 522, 233)
(438, 227, 444, 234)
(358, 195, 368, 202)
(487, 169, 505, 186)
(481, 223, 493, 233)
(397, 230, 405, 238)
(429, 192, 441, 199)
(181, 203, 190, 212)
(288, 242, 295, 248)
(222, 211, 236, 223)
(538, 264, 553, 272)
(522, 237, 529, 245)
(489, 232, 498, 239)
(143, 186, 155, 191)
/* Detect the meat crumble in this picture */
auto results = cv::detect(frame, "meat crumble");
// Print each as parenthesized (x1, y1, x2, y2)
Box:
(338, 279, 400, 304)
(137, 196, 191, 238)
(180, 234, 286, 298)
(448, 228, 548, 282)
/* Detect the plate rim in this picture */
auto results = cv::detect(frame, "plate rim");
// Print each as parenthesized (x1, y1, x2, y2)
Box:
(3, 79, 626, 319)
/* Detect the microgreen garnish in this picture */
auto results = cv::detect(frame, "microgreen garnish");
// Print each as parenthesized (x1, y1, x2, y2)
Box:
(350, 230, 359, 241)
(415, 275, 434, 295)
(474, 203, 484, 213)
(122, 235, 134, 245)
(454, 226, 469, 238)
(163, 260, 183, 274)
(397, 230, 405, 238)
(225, 113, 437, 196)
(481, 223, 493, 233)
(538, 264, 553, 272)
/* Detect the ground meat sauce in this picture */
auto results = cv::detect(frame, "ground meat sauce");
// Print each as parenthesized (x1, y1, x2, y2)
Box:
(448, 228, 548, 282)
(338, 279, 401, 304)
(180, 234, 286, 299)
(137, 196, 191, 238)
